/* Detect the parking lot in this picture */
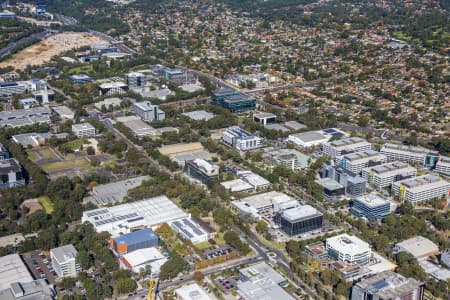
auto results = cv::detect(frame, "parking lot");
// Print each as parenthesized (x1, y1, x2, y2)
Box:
(214, 275, 238, 294)
(22, 250, 56, 284)
(204, 245, 233, 260)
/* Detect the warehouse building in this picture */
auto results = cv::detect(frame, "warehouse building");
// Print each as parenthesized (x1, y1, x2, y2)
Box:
(323, 137, 371, 159)
(51, 106, 75, 120)
(184, 159, 219, 184)
(362, 161, 417, 190)
(222, 127, 264, 151)
(11, 132, 68, 148)
(287, 131, 329, 150)
(220, 179, 254, 193)
(82, 195, 188, 236)
(351, 271, 424, 300)
(50, 244, 81, 278)
(116, 116, 157, 137)
(394, 236, 440, 260)
(380, 143, 439, 167)
(169, 218, 208, 244)
(84, 175, 150, 206)
(326, 234, 372, 265)
(120, 247, 167, 275)
(274, 205, 323, 236)
(237, 262, 295, 300)
(435, 156, 450, 177)
(110, 228, 159, 255)
(182, 110, 215, 121)
(350, 193, 391, 220)
(392, 175, 450, 204)
(336, 151, 387, 174)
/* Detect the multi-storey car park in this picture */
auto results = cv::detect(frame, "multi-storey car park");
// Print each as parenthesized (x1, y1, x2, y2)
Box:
(362, 161, 417, 190)
(380, 143, 439, 167)
(392, 175, 450, 205)
(335, 151, 387, 174)
(322, 137, 372, 159)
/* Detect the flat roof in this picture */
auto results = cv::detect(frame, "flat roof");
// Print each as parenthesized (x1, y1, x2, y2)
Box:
(289, 131, 327, 143)
(315, 178, 344, 191)
(342, 151, 385, 162)
(0, 107, 51, 121)
(395, 236, 439, 258)
(113, 228, 158, 246)
(182, 110, 215, 121)
(0, 158, 22, 174)
(381, 143, 437, 155)
(354, 193, 389, 208)
(224, 127, 256, 139)
(99, 82, 127, 89)
(51, 244, 77, 264)
(394, 175, 449, 192)
(366, 161, 415, 175)
(237, 170, 271, 187)
(281, 205, 322, 222)
(0, 233, 25, 247)
(72, 123, 95, 131)
(254, 112, 276, 119)
(328, 137, 370, 148)
(283, 121, 306, 130)
(221, 179, 254, 192)
(85, 175, 150, 205)
(134, 101, 155, 111)
(240, 191, 291, 210)
(175, 283, 213, 300)
(326, 234, 371, 256)
(0, 254, 33, 290)
(169, 218, 208, 241)
(121, 247, 165, 267)
(51, 105, 74, 116)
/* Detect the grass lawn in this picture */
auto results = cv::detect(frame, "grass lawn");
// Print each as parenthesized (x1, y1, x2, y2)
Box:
(63, 138, 90, 151)
(42, 158, 89, 172)
(38, 196, 54, 214)
(195, 241, 213, 251)
(68, 64, 93, 75)
(27, 151, 38, 161)
(39, 148, 57, 159)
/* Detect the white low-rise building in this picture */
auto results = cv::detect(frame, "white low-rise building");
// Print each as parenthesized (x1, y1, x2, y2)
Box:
(336, 151, 387, 174)
(435, 157, 450, 176)
(169, 218, 208, 244)
(392, 175, 450, 205)
(362, 161, 417, 189)
(323, 137, 371, 159)
(326, 234, 372, 265)
(82, 195, 188, 237)
(394, 236, 440, 260)
(175, 283, 213, 300)
(50, 244, 81, 278)
(222, 127, 264, 151)
(71, 123, 96, 138)
(287, 131, 329, 149)
(120, 247, 167, 275)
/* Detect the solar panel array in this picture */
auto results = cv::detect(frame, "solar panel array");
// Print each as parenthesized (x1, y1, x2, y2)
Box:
(94, 212, 139, 226)
(86, 209, 109, 218)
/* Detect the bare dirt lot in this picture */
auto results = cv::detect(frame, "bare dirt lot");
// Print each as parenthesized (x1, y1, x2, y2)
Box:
(0, 32, 104, 70)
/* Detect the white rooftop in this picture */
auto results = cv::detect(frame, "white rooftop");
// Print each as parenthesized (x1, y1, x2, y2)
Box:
(240, 191, 290, 211)
(0, 254, 33, 290)
(326, 234, 371, 256)
(221, 179, 254, 192)
(182, 110, 215, 121)
(175, 283, 213, 300)
(394, 175, 449, 193)
(281, 205, 321, 222)
(121, 247, 164, 267)
(395, 236, 439, 259)
(354, 193, 390, 208)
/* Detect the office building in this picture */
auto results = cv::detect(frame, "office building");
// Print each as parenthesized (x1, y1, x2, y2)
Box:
(175, 283, 213, 300)
(394, 236, 440, 260)
(0, 159, 26, 189)
(82, 195, 188, 237)
(380, 143, 439, 167)
(71, 123, 96, 138)
(322, 165, 366, 198)
(132, 101, 165, 122)
(315, 178, 345, 202)
(32, 87, 54, 104)
(392, 175, 450, 204)
(253, 112, 276, 125)
(69, 74, 93, 85)
(184, 159, 219, 184)
(0, 82, 27, 96)
(120, 247, 167, 275)
(99, 82, 128, 96)
(169, 218, 208, 244)
(50, 244, 81, 278)
(222, 127, 264, 151)
(85, 175, 150, 206)
(236, 170, 271, 190)
(274, 205, 323, 236)
(238, 262, 294, 300)
(264, 148, 311, 170)
(350, 193, 390, 220)
(326, 234, 372, 265)
(126, 72, 147, 89)
(211, 88, 256, 112)
(351, 271, 424, 300)
(435, 156, 450, 176)
(323, 137, 371, 159)
(0, 143, 10, 160)
(362, 161, 417, 190)
(336, 151, 387, 174)
(231, 191, 291, 220)
(110, 229, 159, 255)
